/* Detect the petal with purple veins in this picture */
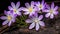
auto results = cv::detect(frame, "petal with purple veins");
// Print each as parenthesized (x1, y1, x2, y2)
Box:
(37, 1, 40, 5)
(25, 3, 30, 8)
(29, 23, 35, 29)
(29, 13, 33, 16)
(17, 11, 21, 16)
(36, 23, 39, 31)
(24, 11, 29, 15)
(8, 6, 13, 10)
(16, 2, 20, 9)
(54, 6, 58, 11)
(0, 16, 7, 20)
(43, 9, 49, 12)
(39, 21, 45, 26)
(2, 20, 8, 25)
(45, 13, 50, 18)
(51, 2, 54, 9)
(39, 15, 43, 20)
(4, 10, 8, 15)
(31, 1, 34, 7)
(11, 2, 15, 8)
(22, 8, 29, 11)
(25, 19, 32, 23)
(12, 18, 15, 22)
(46, 5, 50, 9)
(53, 11, 58, 15)
(35, 1, 40, 6)
(18, 8, 22, 11)
(50, 14, 54, 19)
(8, 21, 12, 26)
(33, 13, 38, 18)
(41, 0, 44, 5)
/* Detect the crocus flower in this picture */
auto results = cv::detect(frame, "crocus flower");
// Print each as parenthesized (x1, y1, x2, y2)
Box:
(22, 1, 37, 16)
(25, 13, 45, 31)
(0, 11, 16, 26)
(44, 2, 58, 19)
(8, 2, 22, 16)
(35, 0, 46, 12)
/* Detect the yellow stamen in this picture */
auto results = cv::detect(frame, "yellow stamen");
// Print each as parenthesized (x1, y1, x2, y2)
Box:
(14, 9, 16, 12)
(50, 9, 53, 14)
(33, 18, 39, 23)
(39, 5, 42, 8)
(28, 7, 33, 13)
(7, 16, 12, 21)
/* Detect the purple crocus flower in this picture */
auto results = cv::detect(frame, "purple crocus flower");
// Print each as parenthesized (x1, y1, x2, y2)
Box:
(8, 2, 22, 16)
(22, 1, 37, 16)
(35, 0, 46, 12)
(0, 11, 16, 26)
(25, 13, 45, 31)
(44, 2, 58, 19)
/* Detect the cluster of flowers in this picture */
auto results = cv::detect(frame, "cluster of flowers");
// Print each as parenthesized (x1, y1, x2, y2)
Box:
(0, 0, 58, 31)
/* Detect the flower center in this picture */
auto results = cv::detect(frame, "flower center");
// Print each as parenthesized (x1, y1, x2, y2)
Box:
(14, 9, 17, 12)
(50, 9, 53, 14)
(33, 18, 39, 23)
(39, 5, 42, 8)
(28, 7, 33, 13)
(7, 16, 12, 21)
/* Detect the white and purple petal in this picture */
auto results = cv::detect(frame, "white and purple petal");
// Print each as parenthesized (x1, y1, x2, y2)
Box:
(8, 6, 13, 10)
(54, 6, 58, 11)
(25, 19, 32, 23)
(53, 11, 58, 15)
(29, 23, 35, 29)
(2, 20, 8, 25)
(25, 3, 30, 8)
(39, 15, 43, 20)
(0, 16, 7, 20)
(8, 21, 12, 26)
(11, 2, 15, 8)
(16, 2, 20, 9)
(50, 14, 54, 19)
(51, 2, 54, 9)
(45, 13, 50, 18)
(24, 11, 29, 15)
(39, 21, 45, 26)
(31, 1, 35, 7)
(36, 23, 39, 31)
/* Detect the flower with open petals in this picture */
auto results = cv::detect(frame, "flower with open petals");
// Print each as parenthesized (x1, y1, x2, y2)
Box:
(0, 11, 16, 26)
(35, 0, 46, 12)
(22, 1, 37, 16)
(8, 2, 22, 16)
(25, 14, 45, 31)
(44, 2, 58, 19)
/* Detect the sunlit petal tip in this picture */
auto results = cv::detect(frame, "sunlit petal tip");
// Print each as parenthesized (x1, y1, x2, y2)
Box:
(50, 14, 54, 19)
(45, 13, 50, 18)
